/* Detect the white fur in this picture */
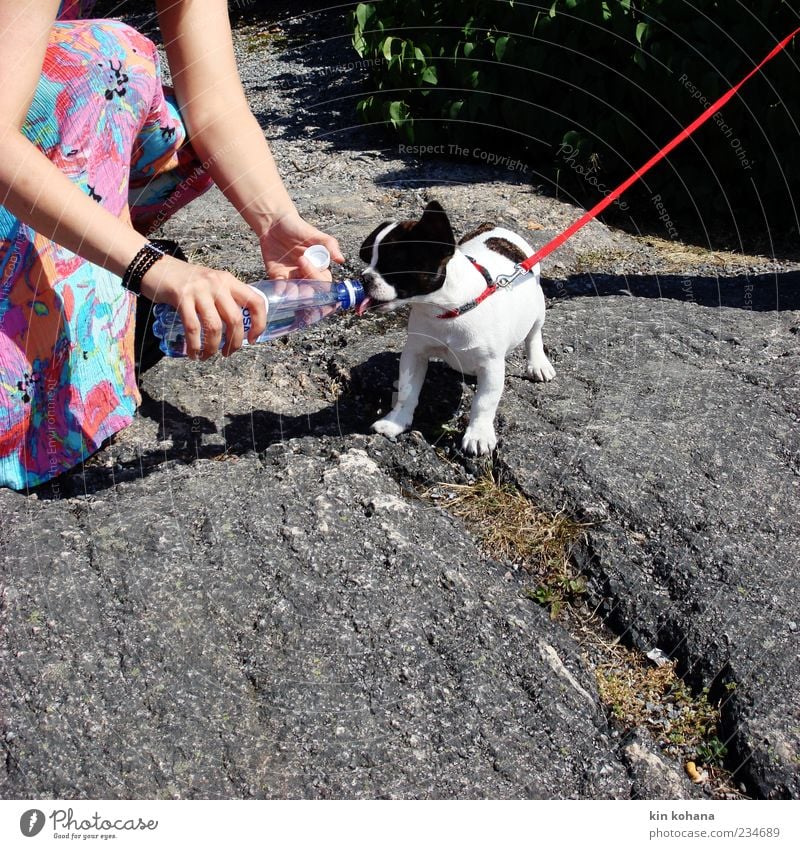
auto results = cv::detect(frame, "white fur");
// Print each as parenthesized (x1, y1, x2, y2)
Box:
(364, 222, 402, 302)
(372, 226, 555, 456)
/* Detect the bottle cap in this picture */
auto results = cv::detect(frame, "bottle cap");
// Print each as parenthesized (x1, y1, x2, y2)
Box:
(338, 278, 365, 309)
(303, 244, 331, 270)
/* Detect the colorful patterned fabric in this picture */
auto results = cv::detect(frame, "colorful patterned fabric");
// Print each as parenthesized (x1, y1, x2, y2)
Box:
(0, 9, 213, 490)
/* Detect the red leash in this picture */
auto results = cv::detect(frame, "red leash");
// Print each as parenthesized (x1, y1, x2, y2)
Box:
(498, 25, 800, 285)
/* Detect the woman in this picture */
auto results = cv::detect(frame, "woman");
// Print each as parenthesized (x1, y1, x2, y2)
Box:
(0, 0, 343, 491)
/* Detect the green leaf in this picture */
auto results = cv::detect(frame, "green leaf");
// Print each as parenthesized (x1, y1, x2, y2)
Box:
(355, 3, 373, 30)
(388, 100, 410, 128)
(355, 95, 376, 124)
(635, 22, 649, 45)
(421, 65, 438, 85)
(352, 32, 367, 56)
(447, 99, 464, 119)
(382, 37, 396, 61)
(495, 35, 511, 62)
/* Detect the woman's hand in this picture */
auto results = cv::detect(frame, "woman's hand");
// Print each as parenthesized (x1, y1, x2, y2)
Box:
(140, 255, 268, 360)
(259, 210, 345, 282)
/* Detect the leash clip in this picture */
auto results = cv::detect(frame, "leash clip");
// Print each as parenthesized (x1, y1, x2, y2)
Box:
(494, 264, 527, 288)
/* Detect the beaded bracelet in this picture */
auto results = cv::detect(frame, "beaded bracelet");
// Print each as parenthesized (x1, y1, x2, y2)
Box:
(121, 242, 166, 295)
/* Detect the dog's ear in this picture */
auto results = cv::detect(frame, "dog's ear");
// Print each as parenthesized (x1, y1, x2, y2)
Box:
(423, 200, 446, 215)
(415, 201, 455, 250)
(359, 221, 393, 264)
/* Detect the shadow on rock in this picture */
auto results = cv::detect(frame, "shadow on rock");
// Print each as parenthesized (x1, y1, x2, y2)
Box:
(34, 353, 466, 498)
(543, 271, 800, 312)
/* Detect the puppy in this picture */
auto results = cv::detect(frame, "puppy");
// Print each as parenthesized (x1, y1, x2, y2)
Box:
(359, 200, 555, 455)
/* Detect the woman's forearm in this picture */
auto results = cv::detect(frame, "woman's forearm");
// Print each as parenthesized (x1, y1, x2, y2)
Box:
(0, 1, 272, 361)
(0, 128, 145, 273)
(156, 0, 300, 240)
(178, 102, 297, 238)
(0, 124, 271, 355)
(0, 0, 145, 273)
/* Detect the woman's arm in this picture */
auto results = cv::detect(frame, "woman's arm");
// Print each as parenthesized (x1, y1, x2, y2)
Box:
(0, 1, 146, 278)
(156, 0, 344, 279)
(0, 0, 267, 360)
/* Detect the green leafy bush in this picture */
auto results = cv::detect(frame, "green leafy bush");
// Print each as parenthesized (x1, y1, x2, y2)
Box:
(352, 0, 800, 233)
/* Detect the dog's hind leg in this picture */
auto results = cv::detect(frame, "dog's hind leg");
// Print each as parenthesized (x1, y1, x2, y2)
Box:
(524, 320, 556, 382)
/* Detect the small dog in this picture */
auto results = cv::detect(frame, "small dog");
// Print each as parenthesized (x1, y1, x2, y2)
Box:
(359, 200, 555, 455)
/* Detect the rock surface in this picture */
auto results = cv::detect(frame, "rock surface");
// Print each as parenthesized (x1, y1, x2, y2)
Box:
(1, 2, 798, 799)
(1, 440, 633, 799)
(501, 272, 800, 799)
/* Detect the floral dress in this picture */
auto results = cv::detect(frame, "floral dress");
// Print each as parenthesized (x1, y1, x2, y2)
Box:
(0, 0, 212, 490)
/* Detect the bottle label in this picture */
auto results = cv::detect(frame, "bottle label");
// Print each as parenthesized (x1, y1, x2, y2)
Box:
(242, 286, 271, 335)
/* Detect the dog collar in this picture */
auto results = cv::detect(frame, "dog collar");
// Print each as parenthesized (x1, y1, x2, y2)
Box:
(436, 257, 497, 319)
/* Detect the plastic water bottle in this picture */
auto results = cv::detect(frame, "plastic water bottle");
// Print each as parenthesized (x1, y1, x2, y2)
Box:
(151, 276, 365, 357)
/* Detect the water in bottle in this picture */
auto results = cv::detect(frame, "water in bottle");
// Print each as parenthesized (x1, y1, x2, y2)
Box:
(151, 277, 365, 357)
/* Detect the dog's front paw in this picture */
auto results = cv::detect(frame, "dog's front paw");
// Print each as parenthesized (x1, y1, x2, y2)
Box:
(527, 355, 556, 383)
(462, 423, 497, 456)
(372, 416, 409, 441)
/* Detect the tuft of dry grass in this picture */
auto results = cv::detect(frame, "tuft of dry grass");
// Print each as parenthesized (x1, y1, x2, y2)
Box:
(595, 645, 732, 776)
(432, 475, 583, 571)
(428, 474, 588, 619)
(423, 472, 741, 797)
